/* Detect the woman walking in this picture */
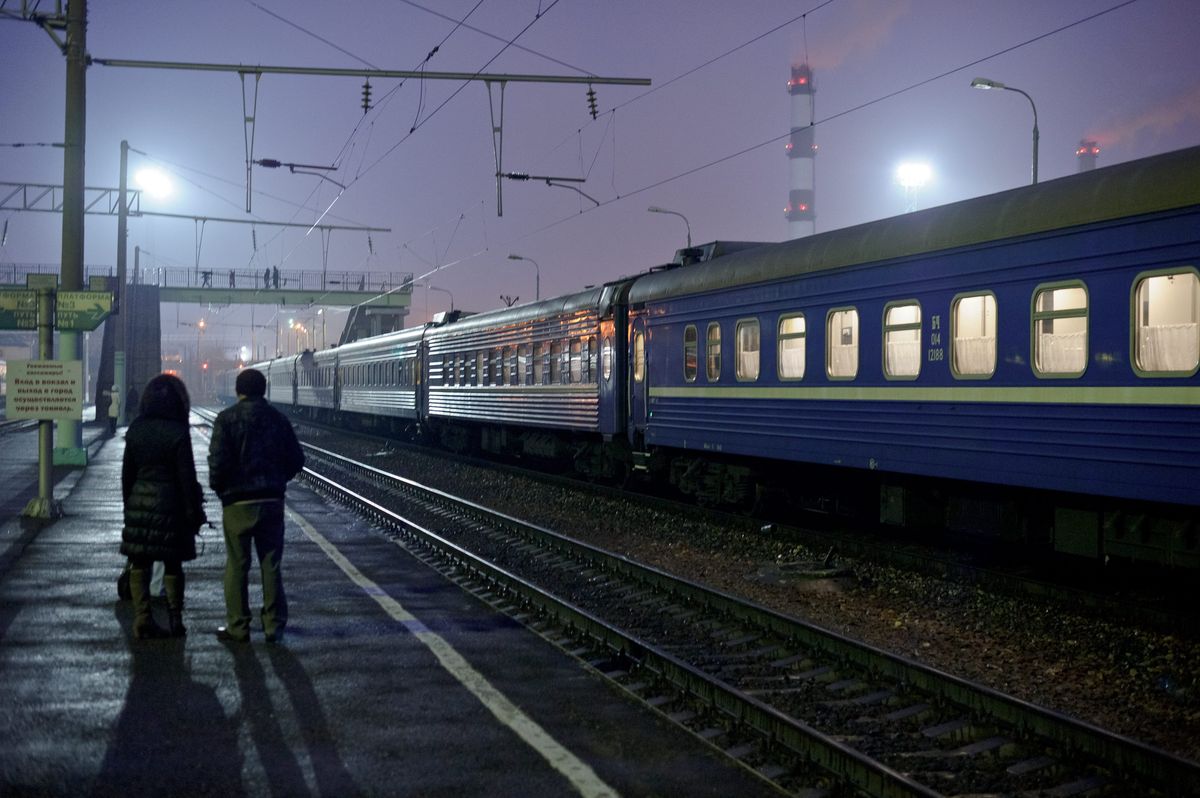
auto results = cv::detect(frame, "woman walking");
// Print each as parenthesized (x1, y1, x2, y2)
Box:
(120, 374, 207, 639)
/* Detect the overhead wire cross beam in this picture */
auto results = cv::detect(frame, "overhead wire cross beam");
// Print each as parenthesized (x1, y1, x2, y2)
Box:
(90, 58, 651, 217)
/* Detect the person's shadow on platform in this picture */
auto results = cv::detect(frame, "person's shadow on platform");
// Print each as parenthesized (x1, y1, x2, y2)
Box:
(93, 625, 245, 797)
(262, 643, 360, 797)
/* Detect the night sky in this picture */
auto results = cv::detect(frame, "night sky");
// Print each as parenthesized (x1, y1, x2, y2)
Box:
(2, 0, 1198, 358)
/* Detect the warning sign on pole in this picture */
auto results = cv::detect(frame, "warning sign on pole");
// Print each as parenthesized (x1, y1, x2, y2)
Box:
(7, 360, 84, 420)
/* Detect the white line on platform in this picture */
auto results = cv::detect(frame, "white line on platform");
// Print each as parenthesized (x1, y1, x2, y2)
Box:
(287, 508, 619, 798)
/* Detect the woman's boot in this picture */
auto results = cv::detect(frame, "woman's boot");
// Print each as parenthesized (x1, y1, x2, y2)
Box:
(129, 566, 170, 640)
(164, 573, 187, 637)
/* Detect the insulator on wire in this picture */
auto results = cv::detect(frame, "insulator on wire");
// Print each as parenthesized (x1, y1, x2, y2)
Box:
(367, 235, 374, 255)
(361, 79, 373, 114)
(586, 85, 598, 120)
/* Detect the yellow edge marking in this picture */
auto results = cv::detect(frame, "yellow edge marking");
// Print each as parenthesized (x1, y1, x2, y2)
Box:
(649, 384, 1200, 406)
(286, 508, 619, 798)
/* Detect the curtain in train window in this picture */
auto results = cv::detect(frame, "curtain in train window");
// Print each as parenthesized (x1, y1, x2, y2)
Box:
(518, 344, 531, 385)
(633, 332, 645, 383)
(476, 351, 486, 385)
(602, 336, 614, 381)
(883, 302, 921, 378)
(535, 341, 549, 384)
(568, 340, 582, 383)
(826, 308, 859, 378)
(706, 322, 722, 381)
(1033, 284, 1088, 375)
(550, 341, 562, 384)
(585, 336, 596, 383)
(777, 314, 805, 380)
(683, 324, 698, 382)
(735, 319, 760, 381)
(1135, 271, 1199, 373)
(952, 293, 997, 377)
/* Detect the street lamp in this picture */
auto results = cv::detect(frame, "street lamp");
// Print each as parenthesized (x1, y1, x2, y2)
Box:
(895, 161, 932, 212)
(971, 77, 1039, 185)
(506, 254, 540, 301)
(647, 205, 692, 248)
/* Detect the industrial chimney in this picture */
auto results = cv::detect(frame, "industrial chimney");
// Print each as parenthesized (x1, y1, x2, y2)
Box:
(786, 63, 816, 239)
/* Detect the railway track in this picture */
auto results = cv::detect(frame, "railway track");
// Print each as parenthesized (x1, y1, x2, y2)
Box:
(283, 414, 1196, 640)
(294, 439, 1200, 797)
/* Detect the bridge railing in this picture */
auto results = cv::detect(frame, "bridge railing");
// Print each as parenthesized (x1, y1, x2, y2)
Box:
(0, 263, 413, 294)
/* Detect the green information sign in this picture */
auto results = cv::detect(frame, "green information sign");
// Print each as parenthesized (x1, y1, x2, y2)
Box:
(56, 290, 112, 331)
(0, 288, 37, 330)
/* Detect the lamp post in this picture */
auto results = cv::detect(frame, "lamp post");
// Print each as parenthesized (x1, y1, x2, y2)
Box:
(506, 254, 540, 301)
(426, 283, 455, 316)
(971, 77, 1039, 185)
(647, 205, 692, 248)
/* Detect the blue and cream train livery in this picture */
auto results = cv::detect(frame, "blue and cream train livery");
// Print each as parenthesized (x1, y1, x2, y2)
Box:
(237, 145, 1200, 568)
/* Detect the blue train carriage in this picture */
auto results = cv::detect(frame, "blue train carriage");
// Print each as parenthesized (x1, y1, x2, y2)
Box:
(423, 284, 631, 478)
(627, 145, 1200, 567)
(335, 325, 426, 434)
(294, 348, 337, 418)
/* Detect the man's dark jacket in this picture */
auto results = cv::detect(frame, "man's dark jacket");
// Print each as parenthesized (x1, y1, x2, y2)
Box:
(208, 396, 305, 506)
(121, 416, 205, 561)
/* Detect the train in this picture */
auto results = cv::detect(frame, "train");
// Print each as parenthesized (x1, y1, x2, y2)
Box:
(219, 145, 1200, 569)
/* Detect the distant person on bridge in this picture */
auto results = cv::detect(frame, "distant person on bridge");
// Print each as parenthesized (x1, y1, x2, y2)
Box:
(201, 270, 212, 288)
(229, 270, 236, 288)
(263, 267, 270, 289)
(120, 374, 207, 639)
(272, 266, 280, 289)
(208, 368, 304, 644)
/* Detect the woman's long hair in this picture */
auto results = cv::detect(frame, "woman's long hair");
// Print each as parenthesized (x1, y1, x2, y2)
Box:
(138, 373, 191, 423)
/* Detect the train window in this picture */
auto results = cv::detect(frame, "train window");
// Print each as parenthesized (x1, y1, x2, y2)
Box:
(778, 314, 806, 380)
(706, 322, 721, 381)
(602, 336, 613, 381)
(446, 354, 456, 386)
(570, 340, 583, 383)
(502, 346, 513, 385)
(826, 308, 859, 379)
(583, 337, 594, 383)
(550, 341, 562, 384)
(516, 344, 529, 385)
(951, 293, 997, 378)
(492, 348, 503, 386)
(633, 332, 645, 383)
(476, 351, 486, 386)
(1133, 269, 1199, 375)
(535, 342, 548, 384)
(683, 325, 698, 382)
(560, 340, 571, 385)
(735, 319, 760, 381)
(1033, 283, 1088, 377)
(883, 302, 921, 379)
(459, 353, 468, 385)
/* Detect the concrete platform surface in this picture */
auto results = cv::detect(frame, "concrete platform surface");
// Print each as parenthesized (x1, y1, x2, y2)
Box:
(0, 420, 779, 797)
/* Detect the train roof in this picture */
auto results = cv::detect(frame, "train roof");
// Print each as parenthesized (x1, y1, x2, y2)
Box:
(628, 144, 1200, 305)
(425, 285, 614, 336)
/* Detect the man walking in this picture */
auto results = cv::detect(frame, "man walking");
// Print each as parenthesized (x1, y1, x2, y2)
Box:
(208, 368, 304, 643)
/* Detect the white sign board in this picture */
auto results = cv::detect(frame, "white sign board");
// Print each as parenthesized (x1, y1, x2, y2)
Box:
(7, 360, 84, 420)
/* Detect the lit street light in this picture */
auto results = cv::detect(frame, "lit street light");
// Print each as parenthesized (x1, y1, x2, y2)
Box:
(971, 77, 1039, 185)
(506, 254, 541, 301)
(895, 161, 932, 212)
(647, 205, 692, 248)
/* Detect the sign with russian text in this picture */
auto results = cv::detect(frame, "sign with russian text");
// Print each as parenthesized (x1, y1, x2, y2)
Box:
(6, 360, 84, 420)
(56, 290, 112, 331)
(0, 289, 37, 330)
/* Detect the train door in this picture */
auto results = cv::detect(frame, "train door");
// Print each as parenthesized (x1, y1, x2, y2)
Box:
(628, 315, 648, 447)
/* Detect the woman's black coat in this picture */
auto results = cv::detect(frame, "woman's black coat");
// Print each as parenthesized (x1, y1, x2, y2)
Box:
(120, 416, 205, 562)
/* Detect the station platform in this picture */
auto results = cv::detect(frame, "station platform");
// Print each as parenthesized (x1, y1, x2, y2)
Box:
(0, 418, 778, 797)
